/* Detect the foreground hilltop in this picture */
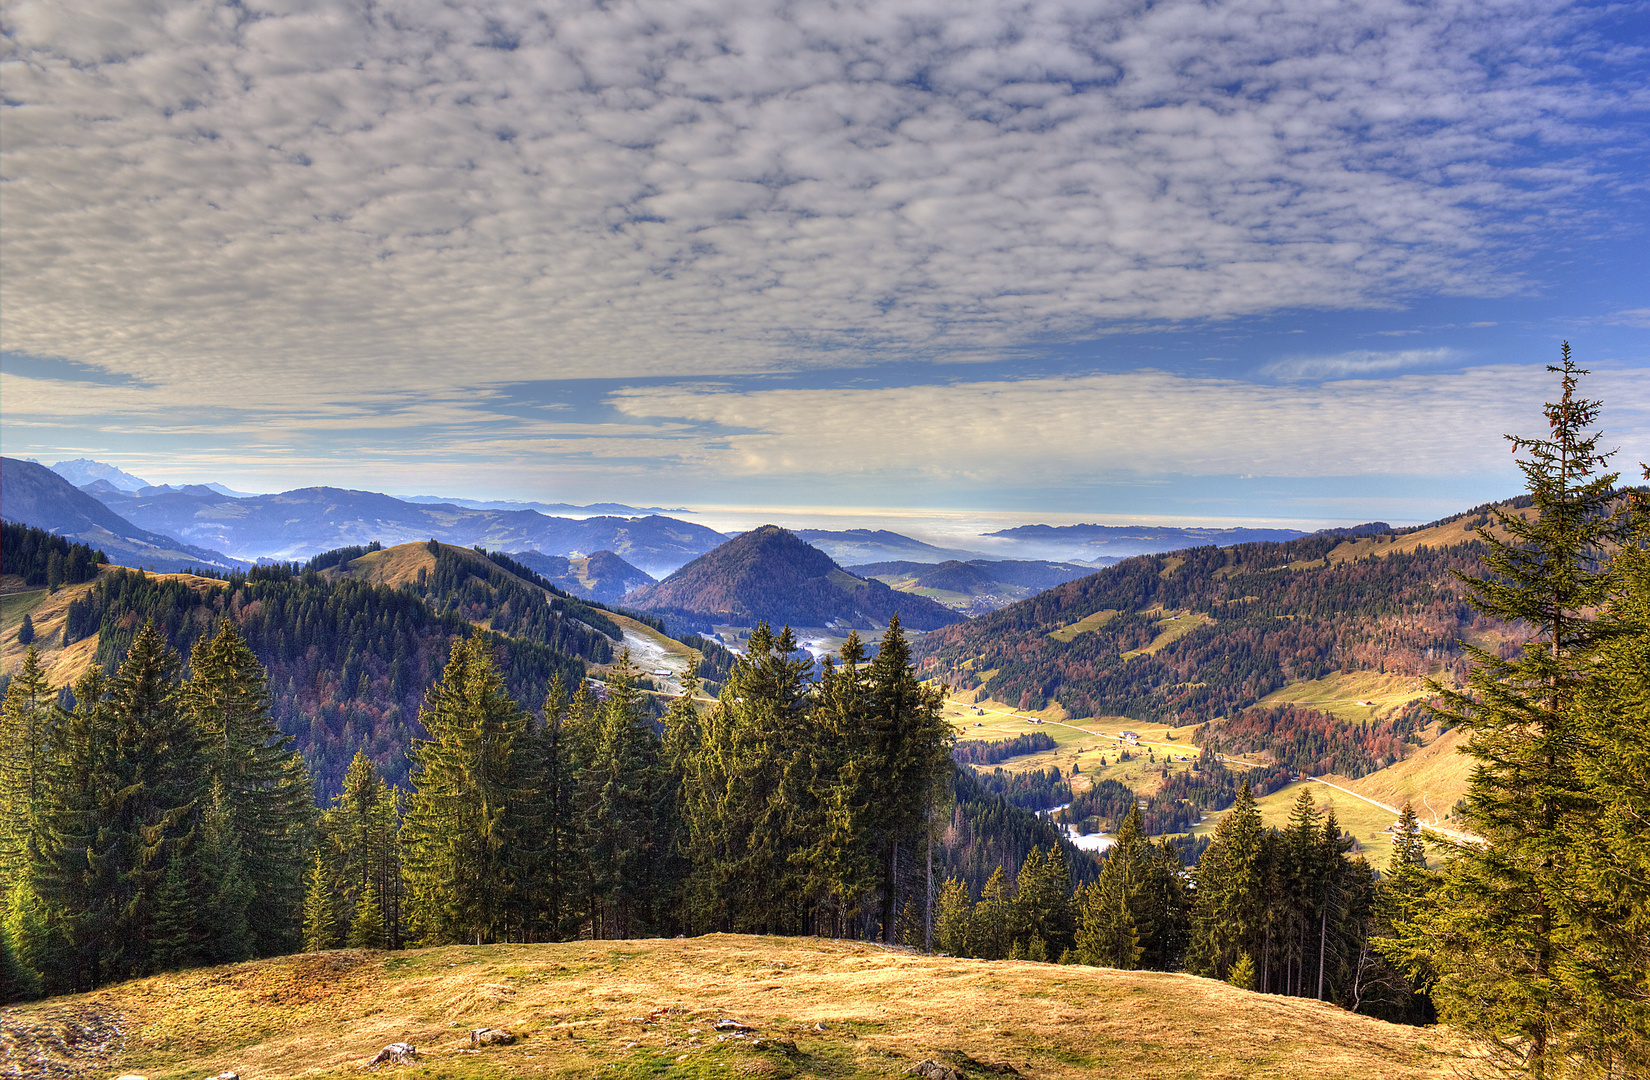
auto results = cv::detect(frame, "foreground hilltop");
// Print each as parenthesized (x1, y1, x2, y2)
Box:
(1, 935, 1464, 1079)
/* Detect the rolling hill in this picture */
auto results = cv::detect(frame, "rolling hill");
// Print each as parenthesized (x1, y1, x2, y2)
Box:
(0, 457, 247, 574)
(83, 483, 727, 574)
(0, 936, 1464, 1079)
(623, 525, 965, 632)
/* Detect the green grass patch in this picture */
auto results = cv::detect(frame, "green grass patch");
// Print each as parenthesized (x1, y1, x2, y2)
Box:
(1046, 608, 1119, 642)
(1, 589, 47, 633)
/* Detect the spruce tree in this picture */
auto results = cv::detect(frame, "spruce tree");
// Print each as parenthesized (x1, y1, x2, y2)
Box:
(1567, 472, 1650, 1074)
(347, 882, 388, 949)
(16, 613, 34, 646)
(186, 621, 311, 957)
(302, 851, 338, 952)
(584, 652, 667, 938)
(403, 636, 532, 946)
(27, 668, 120, 992)
(0, 647, 52, 897)
(1014, 845, 1076, 960)
(934, 877, 972, 957)
(1186, 781, 1265, 982)
(1408, 349, 1624, 1077)
(1076, 807, 1151, 970)
(683, 624, 815, 934)
(857, 616, 954, 944)
(106, 622, 212, 978)
(971, 866, 1015, 960)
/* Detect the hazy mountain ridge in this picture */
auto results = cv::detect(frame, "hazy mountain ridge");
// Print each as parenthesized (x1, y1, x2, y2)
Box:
(982, 521, 1314, 561)
(82, 484, 726, 576)
(623, 525, 964, 632)
(792, 527, 999, 564)
(501, 548, 657, 603)
(1, 457, 248, 573)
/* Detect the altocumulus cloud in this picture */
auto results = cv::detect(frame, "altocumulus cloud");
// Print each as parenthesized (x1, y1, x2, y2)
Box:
(0, 0, 1640, 403)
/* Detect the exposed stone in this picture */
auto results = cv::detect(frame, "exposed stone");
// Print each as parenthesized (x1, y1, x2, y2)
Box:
(469, 1028, 516, 1047)
(714, 1019, 755, 1033)
(363, 1042, 417, 1067)
(908, 1062, 965, 1080)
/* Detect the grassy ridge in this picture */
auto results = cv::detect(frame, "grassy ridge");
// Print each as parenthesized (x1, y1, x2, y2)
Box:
(0, 936, 1466, 1079)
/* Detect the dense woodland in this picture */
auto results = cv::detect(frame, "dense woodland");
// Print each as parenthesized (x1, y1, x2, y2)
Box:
(1195, 702, 1428, 779)
(0, 521, 107, 589)
(1, 358, 1646, 1078)
(920, 526, 1502, 722)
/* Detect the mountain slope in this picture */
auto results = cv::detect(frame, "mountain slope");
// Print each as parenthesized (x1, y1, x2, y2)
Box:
(84, 484, 725, 574)
(504, 548, 656, 602)
(919, 509, 1518, 725)
(0, 457, 246, 573)
(624, 525, 964, 631)
(1, 937, 1462, 1080)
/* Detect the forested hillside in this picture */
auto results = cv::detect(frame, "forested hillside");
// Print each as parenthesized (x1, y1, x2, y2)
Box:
(918, 513, 1520, 723)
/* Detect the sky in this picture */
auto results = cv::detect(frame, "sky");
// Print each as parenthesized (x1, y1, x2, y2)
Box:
(2, 0, 1648, 534)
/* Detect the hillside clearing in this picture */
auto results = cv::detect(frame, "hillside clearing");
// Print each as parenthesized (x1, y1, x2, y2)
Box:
(0, 936, 1466, 1080)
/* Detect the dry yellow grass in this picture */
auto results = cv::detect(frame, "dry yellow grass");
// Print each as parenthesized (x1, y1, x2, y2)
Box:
(0, 936, 1468, 1080)
(0, 568, 223, 687)
(1332, 726, 1475, 829)
(331, 543, 441, 589)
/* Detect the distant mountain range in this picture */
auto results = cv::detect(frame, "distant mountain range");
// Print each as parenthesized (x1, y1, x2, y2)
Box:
(793, 528, 1001, 565)
(404, 495, 679, 516)
(80, 484, 727, 577)
(847, 558, 1098, 616)
(622, 525, 964, 632)
(982, 522, 1313, 561)
(502, 549, 656, 603)
(1, 458, 248, 573)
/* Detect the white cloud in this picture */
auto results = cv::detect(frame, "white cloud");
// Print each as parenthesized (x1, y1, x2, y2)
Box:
(0, 0, 1638, 400)
(608, 365, 1650, 482)
(1262, 348, 1457, 382)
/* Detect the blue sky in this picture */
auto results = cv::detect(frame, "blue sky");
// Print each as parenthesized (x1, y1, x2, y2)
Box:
(2, 0, 1646, 534)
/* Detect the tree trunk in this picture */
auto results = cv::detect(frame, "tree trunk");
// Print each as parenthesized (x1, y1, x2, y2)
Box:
(1316, 903, 1327, 1000)
(883, 839, 899, 945)
(924, 800, 934, 954)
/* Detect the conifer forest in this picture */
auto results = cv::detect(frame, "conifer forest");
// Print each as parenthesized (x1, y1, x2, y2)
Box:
(1, 356, 1647, 1079)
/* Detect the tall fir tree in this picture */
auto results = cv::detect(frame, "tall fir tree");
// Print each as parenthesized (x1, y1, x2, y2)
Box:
(403, 636, 532, 946)
(1566, 471, 1650, 1075)
(1407, 349, 1624, 1077)
(23, 668, 119, 993)
(1186, 780, 1265, 982)
(0, 647, 53, 898)
(584, 652, 670, 938)
(856, 616, 954, 944)
(302, 851, 338, 952)
(186, 621, 312, 957)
